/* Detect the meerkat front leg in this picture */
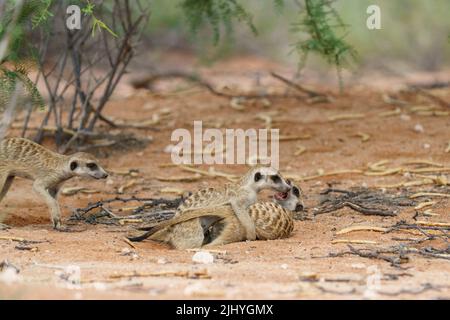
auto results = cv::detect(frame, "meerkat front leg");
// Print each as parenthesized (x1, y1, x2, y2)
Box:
(32, 181, 62, 230)
(230, 198, 256, 241)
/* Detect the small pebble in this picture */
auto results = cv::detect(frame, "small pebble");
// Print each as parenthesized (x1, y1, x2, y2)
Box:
(157, 258, 168, 264)
(414, 123, 424, 133)
(192, 251, 214, 264)
(400, 114, 411, 121)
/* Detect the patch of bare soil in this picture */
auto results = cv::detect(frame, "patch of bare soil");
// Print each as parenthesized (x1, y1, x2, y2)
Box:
(1, 56, 450, 299)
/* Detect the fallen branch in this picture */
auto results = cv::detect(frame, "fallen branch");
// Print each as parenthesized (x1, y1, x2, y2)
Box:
(270, 72, 327, 99)
(130, 71, 307, 100)
(331, 239, 377, 245)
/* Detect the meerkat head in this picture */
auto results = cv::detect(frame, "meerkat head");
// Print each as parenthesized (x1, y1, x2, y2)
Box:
(243, 165, 291, 193)
(273, 180, 304, 212)
(67, 152, 108, 179)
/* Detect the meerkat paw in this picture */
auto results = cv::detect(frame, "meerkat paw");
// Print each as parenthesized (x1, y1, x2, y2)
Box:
(52, 220, 73, 232)
(54, 224, 70, 232)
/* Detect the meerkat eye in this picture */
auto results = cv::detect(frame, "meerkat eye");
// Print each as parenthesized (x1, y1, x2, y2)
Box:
(70, 161, 78, 171)
(293, 187, 300, 197)
(271, 175, 281, 183)
(254, 172, 262, 182)
(87, 163, 98, 170)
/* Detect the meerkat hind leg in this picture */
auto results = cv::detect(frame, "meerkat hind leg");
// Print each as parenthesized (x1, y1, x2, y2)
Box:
(168, 219, 205, 249)
(203, 216, 246, 248)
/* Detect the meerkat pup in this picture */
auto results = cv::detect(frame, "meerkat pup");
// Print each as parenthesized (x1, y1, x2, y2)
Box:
(128, 166, 291, 248)
(130, 182, 304, 249)
(0, 137, 108, 230)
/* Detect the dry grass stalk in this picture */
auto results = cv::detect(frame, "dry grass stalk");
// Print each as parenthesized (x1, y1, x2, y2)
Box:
(355, 132, 370, 142)
(331, 239, 377, 245)
(414, 201, 436, 210)
(410, 192, 450, 199)
(160, 187, 186, 196)
(294, 145, 306, 156)
(156, 174, 202, 182)
(336, 226, 388, 235)
(118, 179, 138, 194)
(327, 113, 365, 122)
(0, 236, 25, 242)
(378, 108, 401, 117)
(416, 221, 450, 227)
(123, 237, 136, 249)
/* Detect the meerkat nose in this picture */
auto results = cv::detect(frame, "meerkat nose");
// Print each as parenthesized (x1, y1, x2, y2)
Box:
(102, 173, 109, 179)
(295, 203, 304, 212)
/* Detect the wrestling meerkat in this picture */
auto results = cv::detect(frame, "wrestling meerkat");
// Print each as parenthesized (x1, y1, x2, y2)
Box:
(0, 137, 108, 229)
(128, 166, 291, 248)
(206, 182, 304, 245)
(130, 183, 304, 249)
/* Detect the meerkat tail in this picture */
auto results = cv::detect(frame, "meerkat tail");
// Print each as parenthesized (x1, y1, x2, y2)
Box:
(128, 207, 228, 242)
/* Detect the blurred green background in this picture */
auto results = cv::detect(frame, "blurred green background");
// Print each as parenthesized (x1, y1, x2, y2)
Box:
(145, 0, 450, 72)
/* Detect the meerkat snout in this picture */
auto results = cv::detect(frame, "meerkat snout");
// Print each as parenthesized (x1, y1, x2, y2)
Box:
(274, 184, 304, 212)
(68, 153, 108, 180)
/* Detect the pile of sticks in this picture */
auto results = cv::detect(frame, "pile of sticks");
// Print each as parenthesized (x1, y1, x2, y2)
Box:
(314, 188, 416, 216)
(70, 196, 183, 226)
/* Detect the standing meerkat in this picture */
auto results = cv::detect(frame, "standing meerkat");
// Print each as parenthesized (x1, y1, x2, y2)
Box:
(0, 137, 108, 230)
(129, 166, 291, 249)
(130, 182, 304, 249)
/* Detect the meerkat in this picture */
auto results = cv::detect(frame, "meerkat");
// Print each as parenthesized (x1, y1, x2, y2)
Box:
(129, 182, 304, 249)
(205, 182, 304, 245)
(128, 166, 291, 249)
(0, 137, 108, 230)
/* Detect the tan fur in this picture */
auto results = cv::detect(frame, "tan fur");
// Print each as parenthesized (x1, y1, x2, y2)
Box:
(128, 166, 291, 249)
(207, 201, 295, 246)
(130, 183, 303, 249)
(0, 137, 108, 229)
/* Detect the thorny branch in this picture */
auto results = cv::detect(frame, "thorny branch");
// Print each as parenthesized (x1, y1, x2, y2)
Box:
(314, 188, 415, 216)
(70, 196, 183, 225)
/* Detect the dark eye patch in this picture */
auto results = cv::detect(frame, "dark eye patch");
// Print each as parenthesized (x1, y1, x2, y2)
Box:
(271, 175, 281, 183)
(70, 161, 78, 171)
(293, 187, 300, 197)
(87, 163, 98, 170)
(254, 172, 262, 182)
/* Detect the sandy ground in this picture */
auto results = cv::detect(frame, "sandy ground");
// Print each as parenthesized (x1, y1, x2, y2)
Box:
(1, 56, 450, 299)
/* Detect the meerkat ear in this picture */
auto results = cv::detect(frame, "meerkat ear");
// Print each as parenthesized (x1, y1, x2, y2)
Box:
(254, 172, 262, 182)
(70, 161, 78, 171)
